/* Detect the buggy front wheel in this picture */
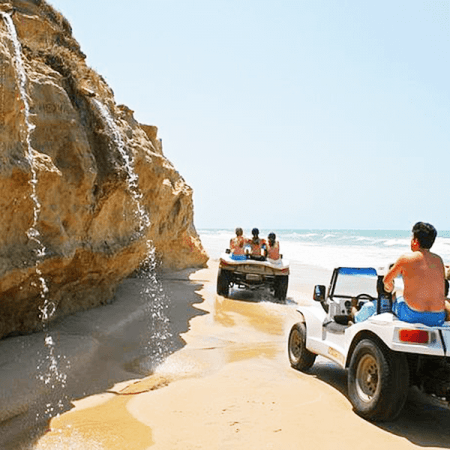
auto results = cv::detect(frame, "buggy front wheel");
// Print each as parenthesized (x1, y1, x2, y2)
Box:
(288, 322, 316, 371)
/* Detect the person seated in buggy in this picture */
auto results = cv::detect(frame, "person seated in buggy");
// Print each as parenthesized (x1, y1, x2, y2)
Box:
(247, 228, 266, 260)
(230, 227, 247, 261)
(266, 232, 280, 261)
(352, 222, 447, 327)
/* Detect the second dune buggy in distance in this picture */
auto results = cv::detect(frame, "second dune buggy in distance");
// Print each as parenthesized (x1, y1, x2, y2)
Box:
(217, 247, 290, 301)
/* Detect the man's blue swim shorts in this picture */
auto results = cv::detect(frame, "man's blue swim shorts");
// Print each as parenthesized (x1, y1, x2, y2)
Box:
(393, 297, 446, 327)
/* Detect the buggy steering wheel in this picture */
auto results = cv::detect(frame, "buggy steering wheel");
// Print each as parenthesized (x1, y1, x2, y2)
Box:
(351, 293, 375, 311)
(355, 293, 375, 301)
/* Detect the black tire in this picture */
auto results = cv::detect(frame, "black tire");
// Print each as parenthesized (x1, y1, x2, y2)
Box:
(217, 269, 231, 297)
(348, 339, 409, 422)
(274, 275, 288, 301)
(288, 322, 316, 371)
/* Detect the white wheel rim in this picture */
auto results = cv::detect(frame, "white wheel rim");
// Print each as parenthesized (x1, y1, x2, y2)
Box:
(290, 329, 302, 360)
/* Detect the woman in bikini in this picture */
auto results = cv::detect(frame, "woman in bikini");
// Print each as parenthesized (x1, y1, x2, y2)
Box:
(266, 232, 280, 260)
(230, 227, 246, 260)
(248, 228, 266, 258)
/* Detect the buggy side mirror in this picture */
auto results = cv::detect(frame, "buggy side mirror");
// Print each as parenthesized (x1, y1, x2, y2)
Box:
(313, 285, 326, 302)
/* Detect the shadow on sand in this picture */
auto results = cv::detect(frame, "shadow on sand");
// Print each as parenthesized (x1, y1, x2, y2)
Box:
(0, 269, 207, 450)
(309, 359, 450, 448)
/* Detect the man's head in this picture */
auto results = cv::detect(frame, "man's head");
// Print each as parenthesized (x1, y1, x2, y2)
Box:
(235, 227, 243, 237)
(412, 222, 437, 250)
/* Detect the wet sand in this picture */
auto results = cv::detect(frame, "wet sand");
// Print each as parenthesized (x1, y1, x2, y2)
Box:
(31, 260, 450, 449)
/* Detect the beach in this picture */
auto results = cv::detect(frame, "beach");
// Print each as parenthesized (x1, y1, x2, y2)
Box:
(0, 0, 447, 446)
(2, 232, 450, 449)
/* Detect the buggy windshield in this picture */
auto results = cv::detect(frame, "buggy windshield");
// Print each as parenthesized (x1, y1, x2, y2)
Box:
(332, 267, 378, 298)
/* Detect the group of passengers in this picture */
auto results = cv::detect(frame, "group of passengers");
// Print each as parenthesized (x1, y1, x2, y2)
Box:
(230, 227, 280, 261)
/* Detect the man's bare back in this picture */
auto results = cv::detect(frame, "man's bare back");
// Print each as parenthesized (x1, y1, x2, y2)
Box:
(384, 248, 445, 312)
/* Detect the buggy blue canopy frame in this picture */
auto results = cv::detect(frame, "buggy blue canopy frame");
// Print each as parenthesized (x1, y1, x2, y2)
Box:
(337, 267, 377, 276)
(329, 267, 378, 299)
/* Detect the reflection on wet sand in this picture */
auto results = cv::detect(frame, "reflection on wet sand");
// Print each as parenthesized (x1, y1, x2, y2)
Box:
(225, 342, 280, 363)
(213, 289, 289, 337)
(209, 285, 297, 364)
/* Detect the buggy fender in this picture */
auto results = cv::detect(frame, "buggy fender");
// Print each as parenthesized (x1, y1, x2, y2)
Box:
(295, 304, 327, 353)
(343, 315, 406, 367)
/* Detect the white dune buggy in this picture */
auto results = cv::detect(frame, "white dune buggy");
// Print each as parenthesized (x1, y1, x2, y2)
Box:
(217, 250, 289, 301)
(288, 266, 450, 422)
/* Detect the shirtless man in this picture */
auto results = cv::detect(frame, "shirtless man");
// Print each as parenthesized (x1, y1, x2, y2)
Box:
(352, 222, 447, 326)
(383, 222, 447, 327)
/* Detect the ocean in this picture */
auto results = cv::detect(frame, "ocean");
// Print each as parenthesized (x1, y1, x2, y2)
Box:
(199, 229, 450, 271)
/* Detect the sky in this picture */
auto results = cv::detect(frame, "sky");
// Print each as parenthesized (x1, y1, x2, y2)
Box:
(47, 0, 449, 231)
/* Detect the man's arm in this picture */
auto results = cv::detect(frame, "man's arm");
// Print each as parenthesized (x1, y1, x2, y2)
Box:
(383, 257, 405, 292)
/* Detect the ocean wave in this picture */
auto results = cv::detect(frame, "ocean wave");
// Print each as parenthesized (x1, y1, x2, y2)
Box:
(383, 238, 409, 246)
(354, 236, 374, 242)
(198, 229, 232, 238)
(279, 232, 319, 240)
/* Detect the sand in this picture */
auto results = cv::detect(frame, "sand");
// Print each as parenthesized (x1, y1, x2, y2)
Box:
(3, 259, 450, 449)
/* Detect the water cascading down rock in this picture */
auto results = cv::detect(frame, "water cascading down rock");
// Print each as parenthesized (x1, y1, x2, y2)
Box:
(0, 0, 208, 339)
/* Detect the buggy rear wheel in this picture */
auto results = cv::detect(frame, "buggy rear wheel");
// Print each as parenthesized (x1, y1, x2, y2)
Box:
(217, 269, 231, 297)
(274, 275, 288, 302)
(288, 322, 316, 371)
(348, 339, 409, 422)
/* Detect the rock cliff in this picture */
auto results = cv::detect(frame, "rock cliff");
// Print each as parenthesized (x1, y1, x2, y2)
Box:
(0, 0, 208, 338)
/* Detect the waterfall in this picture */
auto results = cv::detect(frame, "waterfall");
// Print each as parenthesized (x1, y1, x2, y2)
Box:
(1, 14, 40, 241)
(92, 98, 150, 236)
(139, 246, 173, 372)
(1, 12, 67, 420)
(92, 99, 173, 370)
(0, 11, 51, 311)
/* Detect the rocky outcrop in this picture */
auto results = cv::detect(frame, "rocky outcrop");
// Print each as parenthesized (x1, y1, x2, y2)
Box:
(0, 0, 208, 338)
